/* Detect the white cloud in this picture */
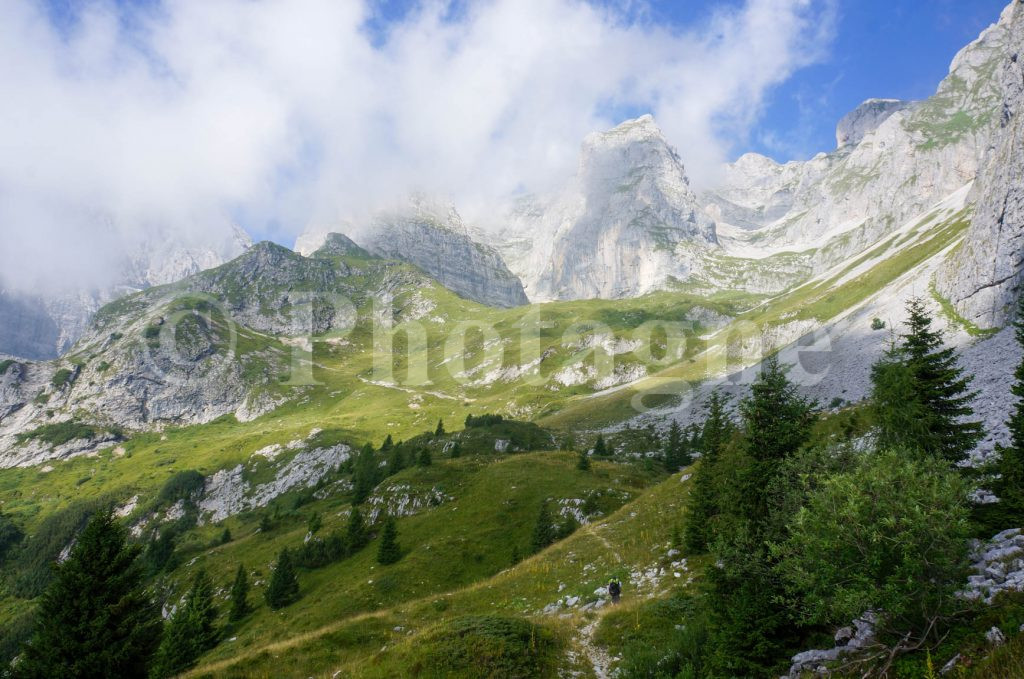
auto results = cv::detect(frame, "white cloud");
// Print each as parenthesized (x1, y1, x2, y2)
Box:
(0, 0, 835, 292)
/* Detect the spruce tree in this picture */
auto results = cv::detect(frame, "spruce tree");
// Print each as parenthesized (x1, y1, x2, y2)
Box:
(264, 549, 300, 610)
(706, 358, 814, 676)
(218, 526, 232, 545)
(663, 421, 684, 472)
(435, 419, 445, 436)
(228, 564, 250, 622)
(449, 440, 462, 458)
(387, 446, 407, 475)
(376, 515, 402, 565)
(381, 434, 394, 451)
(577, 448, 591, 471)
(352, 442, 378, 504)
(16, 509, 162, 679)
(150, 569, 219, 678)
(307, 512, 321, 535)
(417, 447, 432, 466)
(531, 501, 555, 553)
(996, 294, 1024, 522)
(684, 390, 733, 554)
(593, 434, 608, 457)
(345, 507, 368, 553)
(870, 298, 982, 464)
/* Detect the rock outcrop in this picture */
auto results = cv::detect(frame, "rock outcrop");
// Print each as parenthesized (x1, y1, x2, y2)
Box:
(499, 115, 718, 301)
(835, 98, 914, 148)
(297, 198, 528, 309)
(935, 0, 1024, 329)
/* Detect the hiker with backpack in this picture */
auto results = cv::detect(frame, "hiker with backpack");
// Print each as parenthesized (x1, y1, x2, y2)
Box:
(608, 577, 622, 604)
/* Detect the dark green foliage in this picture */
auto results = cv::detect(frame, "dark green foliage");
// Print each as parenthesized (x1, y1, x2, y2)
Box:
(345, 507, 368, 553)
(157, 469, 205, 505)
(10, 495, 116, 598)
(228, 564, 251, 622)
(561, 433, 576, 451)
(417, 447, 432, 467)
(219, 526, 232, 545)
(449, 440, 462, 458)
(352, 442, 379, 504)
(870, 297, 982, 464)
(381, 434, 394, 451)
(0, 358, 16, 374)
(871, 317, 886, 330)
(15, 510, 162, 679)
(387, 446, 407, 475)
(376, 515, 402, 565)
(996, 294, 1024, 523)
(143, 526, 180, 575)
(663, 421, 685, 472)
(435, 418, 445, 436)
(576, 448, 591, 471)
(531, 501, 555, 553)
(418, 615, 559, 679)
(773, 449, 971, 639)
(15, 420, 100, 447)
(510, 545, 522, 566)
(593, 434, 608, 457)
(0, 510, 25, 562)
(0, 610, 34, 669)
(307, 511, 322, 535)
(143, 324, 161, 340)
(150, 569, 219, 678)
(265, 549, 300, 610)
(465, 413, 504, 428)
(295, 531, 345, 568)
(258, 514, 273, 533)
(684, 390, 734, 554)
(705, 357, 815, 676)
(51, 367, 75, 389)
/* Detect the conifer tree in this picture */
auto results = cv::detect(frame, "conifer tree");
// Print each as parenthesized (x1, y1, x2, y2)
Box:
(345, 507, 368, 553)
(16, 509, 162, 679)
(219, 526, 232, 545)
(531, 501, 555, 553)
(376, 515, 402, 565)
(577, 448, 591, 471)
(996, 294, 1024, 522)
(706, 358, 815, 676)
(417, 447, 432, 466)
(435, 419, 445, 436)
(387, 446, 406, 475)
(683, 390, 733, 554)
(264, 549, 300, 610)
(449, 440, 462, 458)
(352, 442, 378, 504)
(150, 569, 219, 678)
(593, 434, 608, 457)
(562, 432, 576, 451)
(228, 564, 250, 622)
(663, 421, 684, 472)
(307, 512, 321, 535)
(381, 434, 394, 451)
(870, 298, 982, 464)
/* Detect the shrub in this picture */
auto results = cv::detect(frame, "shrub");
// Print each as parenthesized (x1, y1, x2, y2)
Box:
(871, 317, 886, 330)
(157, 470, 205, 505)
(773, 448, 971, 639)
(51, 368, 75, 389)
(0, 359, 16, 375)
(418, 615, 559, 678)
(15, 421, 99, 447)
(465, 413, 504, 428)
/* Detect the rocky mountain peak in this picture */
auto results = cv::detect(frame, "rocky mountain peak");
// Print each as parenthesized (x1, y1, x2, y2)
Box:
(312, 233, 371, 259)
(835, 98, 914, 148)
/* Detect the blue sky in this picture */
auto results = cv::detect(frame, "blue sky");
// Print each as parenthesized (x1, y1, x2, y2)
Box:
(362, 0, 1010, 160)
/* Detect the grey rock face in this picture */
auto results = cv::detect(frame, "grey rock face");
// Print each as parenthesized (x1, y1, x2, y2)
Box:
(363, 198, 529, 308)
(935, 0, 1024, 328)
(297, 198, 528, 309)
(500, 115, 718, 301)
(835, 98, 914, 148)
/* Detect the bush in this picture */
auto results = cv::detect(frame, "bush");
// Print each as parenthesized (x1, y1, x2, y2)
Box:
(51, 368, 75, 389)
(465, 413, 504, 428)
(15, 421, 100, 447)
(773, 448, 971, 639)
(418, 615, 559, 678)
(871, 317, 886, 330)
(157, 470, 205, 505)
(0, 359, 16, 375)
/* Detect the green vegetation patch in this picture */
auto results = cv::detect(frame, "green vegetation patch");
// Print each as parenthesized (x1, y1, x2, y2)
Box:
(930, 281, 999, 338)
(15, 421, 101, 447)
(412, 615, 560, 679)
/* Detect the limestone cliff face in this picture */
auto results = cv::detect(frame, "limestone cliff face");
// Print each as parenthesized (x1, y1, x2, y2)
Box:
(499, 115, 718, 301)
(706, 7, 1013, 271)
(297, 199, 528, 309)
(935, 0, 1024, 328)
(835, 99, 913, 148)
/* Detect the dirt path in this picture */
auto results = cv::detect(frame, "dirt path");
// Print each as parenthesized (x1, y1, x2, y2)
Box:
(577, 612, 616, 679)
